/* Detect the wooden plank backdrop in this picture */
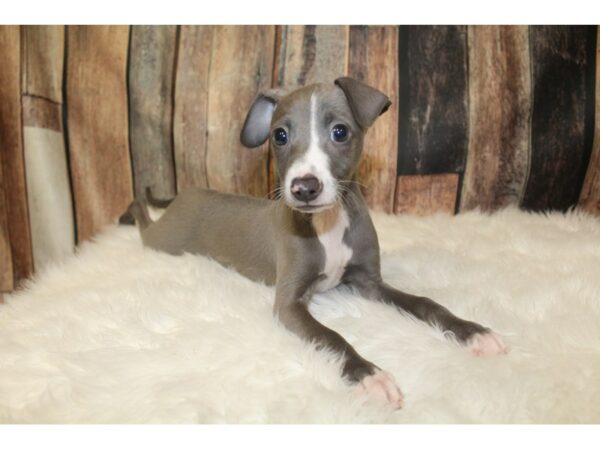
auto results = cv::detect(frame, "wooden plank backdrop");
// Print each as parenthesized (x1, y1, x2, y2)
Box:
(66, 25, 133, 242)
(0, 25, 33, 287)
(1, 24, 600, 292)
(21, 25, 75, 269)
(128, 25, 178, 200)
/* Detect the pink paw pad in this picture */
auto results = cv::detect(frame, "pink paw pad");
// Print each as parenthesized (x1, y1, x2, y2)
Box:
(357, 369, 404, 410)
(468, 332, 509, 356)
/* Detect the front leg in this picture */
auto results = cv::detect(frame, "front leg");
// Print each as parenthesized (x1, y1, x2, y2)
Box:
(274, 282, 404, 409)
(355, 280, 507, 356)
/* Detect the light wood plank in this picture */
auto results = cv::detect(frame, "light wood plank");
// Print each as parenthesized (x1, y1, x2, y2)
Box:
(21, 25, 64, 102)
(349, 26, 399, 213)
(66, 25, 133, 242)
(394, 174, 459, 215)
(205, 26, 275, 196)
(173, 25, 212, 191)
(461, 26, 532, 211)
(0, 25, 34, 285)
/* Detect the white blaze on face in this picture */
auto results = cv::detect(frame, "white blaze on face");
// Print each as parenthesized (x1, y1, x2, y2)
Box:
(284, 93, 337, 208)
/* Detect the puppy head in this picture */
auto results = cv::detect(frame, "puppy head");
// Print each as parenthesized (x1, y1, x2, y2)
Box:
(241, 77, 390, 213)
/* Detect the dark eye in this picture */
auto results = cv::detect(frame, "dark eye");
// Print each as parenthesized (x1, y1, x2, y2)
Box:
(331, 124, 349, 143)
(273, 128, 288, 146)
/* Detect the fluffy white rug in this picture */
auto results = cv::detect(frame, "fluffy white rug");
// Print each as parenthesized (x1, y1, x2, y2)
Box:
(1, 207, 600, 423)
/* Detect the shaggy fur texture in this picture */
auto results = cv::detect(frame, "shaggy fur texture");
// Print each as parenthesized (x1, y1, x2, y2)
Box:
(1, 208, 600, 423)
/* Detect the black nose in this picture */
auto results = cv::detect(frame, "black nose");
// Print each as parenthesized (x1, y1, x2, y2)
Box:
(291, 175, 323, 202)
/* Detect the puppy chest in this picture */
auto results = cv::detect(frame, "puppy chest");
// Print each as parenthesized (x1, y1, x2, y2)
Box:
(313, 208, 353, 292)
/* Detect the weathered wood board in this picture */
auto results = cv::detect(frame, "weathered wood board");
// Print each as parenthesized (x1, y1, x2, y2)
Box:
(205, 25, 275, 197)
(522, 26, 593, 211)
(129, 25, 177, 200)
(394, 174, 459, 216)
(173, 25, 213, 192)
(579, 26, 600, 214)
(0, 25, 34, 285)
(348, 25, 399, 213)
(398, 26, 469, 177)
(461, 26, 532, 211)
(0, 166, 14, 292)
(66, 25, 133, 242)
(21, 25, 75, 269)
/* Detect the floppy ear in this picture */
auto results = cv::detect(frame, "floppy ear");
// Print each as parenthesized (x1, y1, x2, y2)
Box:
(240, 89, 283, 148)
(334, 77, 391, 129)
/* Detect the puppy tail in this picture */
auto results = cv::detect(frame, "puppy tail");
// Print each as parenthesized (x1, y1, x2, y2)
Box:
(145, 186, 174, 209)
(118, 198, 153, 231)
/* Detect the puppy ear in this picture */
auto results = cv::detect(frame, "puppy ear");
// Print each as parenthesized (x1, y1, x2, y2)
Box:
(334, 77, 391, 129)
(240, 89, 283, 148)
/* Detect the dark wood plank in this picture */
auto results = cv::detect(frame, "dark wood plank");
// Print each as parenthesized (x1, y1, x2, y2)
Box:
(394, 174, 459, 215)
(173, 25, 212, 192)
(522, 26, 595, 211)
(398, 26, 469, 176)
(461, 26, 532, 211)
(0, 25, 34, 284)
(21, 25, 64, 103)
(579, 26, 600, 215)
(348, 25, 399, 213)
(205, 26, 275, 197)
(66, 25, 133, 242)
(129, 25, 177, 199)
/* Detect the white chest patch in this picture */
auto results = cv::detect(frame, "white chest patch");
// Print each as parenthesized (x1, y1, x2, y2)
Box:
(312, 206, 353, 293)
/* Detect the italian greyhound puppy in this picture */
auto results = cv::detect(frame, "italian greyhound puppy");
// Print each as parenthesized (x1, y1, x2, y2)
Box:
(123, 77, 507, 409)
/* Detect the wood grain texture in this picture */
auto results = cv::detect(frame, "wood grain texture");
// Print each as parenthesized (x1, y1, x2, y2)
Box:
(398, 26, 469, 176)
(0, 165, 14, 291)
(205, 26, 275, 196)
(0, 25, 34, 285)
(394, 174, 459, 216)
(21, 25, 64, 103)
(579, 26, 600, 214)
(461, 26, 532, 211)
(173, 25, 212, 191)
(276, 25, 348, 88)
(66, 25, 133, 242)
(522, 26, 594, 211)
(129, 25, 177, 199)
(348, 25, 399, 213)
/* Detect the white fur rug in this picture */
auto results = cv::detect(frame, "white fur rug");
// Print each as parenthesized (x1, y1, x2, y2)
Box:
(2, 208, 600, 423)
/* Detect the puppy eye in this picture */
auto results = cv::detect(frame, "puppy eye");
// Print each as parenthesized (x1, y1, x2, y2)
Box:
(331, 124, 349, 143)
(273, 128, 288, 146)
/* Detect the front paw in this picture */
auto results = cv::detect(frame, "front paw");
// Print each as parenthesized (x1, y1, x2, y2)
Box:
(467, 331, 508, 356)
(357, 369, 404, 410)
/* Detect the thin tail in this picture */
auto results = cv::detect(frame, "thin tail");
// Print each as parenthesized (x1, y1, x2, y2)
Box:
(145, 186, 174, 208)
(118, 199, 152, 230)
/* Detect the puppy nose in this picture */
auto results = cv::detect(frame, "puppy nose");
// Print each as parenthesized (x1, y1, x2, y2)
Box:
(291, 175, 323, 202)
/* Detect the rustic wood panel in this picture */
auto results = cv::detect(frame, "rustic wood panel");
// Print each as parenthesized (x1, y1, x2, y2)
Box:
(394, 174, 459, 215)
(66, 25, 133, 242)
(276, 25, 349, 88)
(205, 26, 275, 196)
(129, 25, 177, 200)
(461, 26, 532, 211)
(0, 166, 14, 292)
(398, 26, 469, 176)
(173, 25, 212, 192)
(0, 25, 34, 284)
(522, 26, 594, 211)
(21, 25, 64, 102)
(21, 25, 75, 269)
(348, 25, 399, 213)
(579, 26, 600, 214)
